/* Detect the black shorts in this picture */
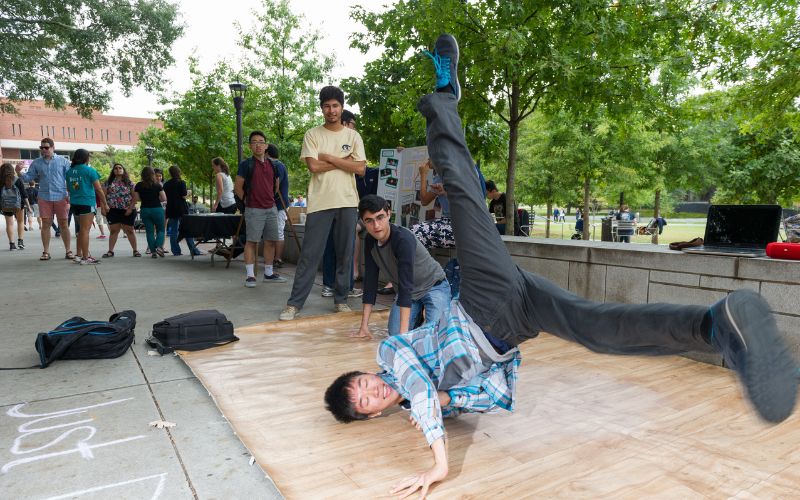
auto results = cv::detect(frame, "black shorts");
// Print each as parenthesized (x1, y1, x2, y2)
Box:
(107, 207, 136, 226)
(216, 204, 237, 214)
(71, 204, 95, 216)
(2, 210, 19, 217)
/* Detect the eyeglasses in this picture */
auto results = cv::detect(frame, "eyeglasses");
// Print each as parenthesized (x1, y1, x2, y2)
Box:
(362, 213, 388, 226)
(39, 146, 50, 150)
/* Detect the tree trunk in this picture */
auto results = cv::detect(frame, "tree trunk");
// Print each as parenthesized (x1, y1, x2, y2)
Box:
(652, 188, 661, 245)
(505, 78, 521, 236)
(545, 200, 552, 238)
(582, 175, 591, 241)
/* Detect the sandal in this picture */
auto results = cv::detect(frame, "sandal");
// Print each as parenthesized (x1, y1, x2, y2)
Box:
(65, 250, 74, 260)
(39, 252, 51, 261)
(133, 250, 141, 257)
(102, 251, 114, 258)
(156, 247, 165, 258)
(669, 237, 704, 251)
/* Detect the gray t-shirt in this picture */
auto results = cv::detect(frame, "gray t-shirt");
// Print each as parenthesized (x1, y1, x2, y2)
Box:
(363, 224, 446, 307)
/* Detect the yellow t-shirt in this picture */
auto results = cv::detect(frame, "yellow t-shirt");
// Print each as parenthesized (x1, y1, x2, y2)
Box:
(300, 125, 366, 214)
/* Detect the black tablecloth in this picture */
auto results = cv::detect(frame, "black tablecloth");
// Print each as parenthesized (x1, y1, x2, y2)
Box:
(179, 214, 242, 241)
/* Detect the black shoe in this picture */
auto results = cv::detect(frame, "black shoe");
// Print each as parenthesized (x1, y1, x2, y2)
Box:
(9, 242, 16, 251)
(423, 34, 460, 101)
(17, 239, 24, 249)
(54, 231, 61, 238)
(708, 289, 798, 423)
(377, 286, 396, 295)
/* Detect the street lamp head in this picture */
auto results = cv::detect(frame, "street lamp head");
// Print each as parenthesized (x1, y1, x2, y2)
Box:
(144, 146, 154, 155)
(229, 81, 248, 100)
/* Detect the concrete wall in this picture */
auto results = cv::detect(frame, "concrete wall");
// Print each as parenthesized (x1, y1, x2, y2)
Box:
(285, 225, 800, 364)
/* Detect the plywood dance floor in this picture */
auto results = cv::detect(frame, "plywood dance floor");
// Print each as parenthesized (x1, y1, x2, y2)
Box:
(180, 312, 800, 498)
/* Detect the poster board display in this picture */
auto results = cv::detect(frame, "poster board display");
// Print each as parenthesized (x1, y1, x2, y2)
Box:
(376, 146, 436, 228)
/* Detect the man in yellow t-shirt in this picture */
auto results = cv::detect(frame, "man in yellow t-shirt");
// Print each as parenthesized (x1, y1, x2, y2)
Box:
(280, 86, 367, 320)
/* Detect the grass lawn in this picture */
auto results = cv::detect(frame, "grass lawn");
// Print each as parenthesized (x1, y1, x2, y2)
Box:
(525, 218, 706, 246)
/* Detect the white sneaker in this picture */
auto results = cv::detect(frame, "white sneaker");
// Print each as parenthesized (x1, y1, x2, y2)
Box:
(348, 288, 363, 298)
(279, 305, 299, 321)
(334, 303, 352, 313)
(321, 286, 334, 297)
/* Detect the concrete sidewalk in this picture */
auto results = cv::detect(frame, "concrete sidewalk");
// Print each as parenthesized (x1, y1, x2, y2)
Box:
(0, 227, 373, 499)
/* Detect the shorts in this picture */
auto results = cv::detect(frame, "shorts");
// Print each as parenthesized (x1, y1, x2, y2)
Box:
(106, 207, 136, 226)
(95, 211, 107, 225)
(216, 203, 237, 215)
(32, 204, 40, 217)
(39, 198, 70, 219)
(276, 209, 287, 241)
(244, 206, 279, 242)
(71, 204, 96, 216)
(2, 209, 20, 217)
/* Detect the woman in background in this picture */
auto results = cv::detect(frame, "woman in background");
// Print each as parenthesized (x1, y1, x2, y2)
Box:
(211, 157, 237, 214)
(102, 163, 140, 257)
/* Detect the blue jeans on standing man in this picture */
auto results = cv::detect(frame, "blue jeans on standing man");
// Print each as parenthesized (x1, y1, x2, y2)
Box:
(167, 217, 199, 255)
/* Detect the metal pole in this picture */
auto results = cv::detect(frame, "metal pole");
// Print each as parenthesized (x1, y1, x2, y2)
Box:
(233, 96, 244, 165)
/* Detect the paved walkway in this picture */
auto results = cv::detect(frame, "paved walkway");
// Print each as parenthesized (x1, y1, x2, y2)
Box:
(0, 227, 375, 499)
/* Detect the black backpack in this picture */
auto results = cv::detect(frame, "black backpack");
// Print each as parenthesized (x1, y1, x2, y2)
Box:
(146, 310, 237, 355)
(35, 311, 136, 368)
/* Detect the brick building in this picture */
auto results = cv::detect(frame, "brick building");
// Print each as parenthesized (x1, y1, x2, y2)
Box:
(0, 100, 161, 165)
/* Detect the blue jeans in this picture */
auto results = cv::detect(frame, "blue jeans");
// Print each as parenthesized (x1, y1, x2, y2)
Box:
(140, 207, 165, 252)
(387, 279, 451, 336)
(167, 217, 198, 255)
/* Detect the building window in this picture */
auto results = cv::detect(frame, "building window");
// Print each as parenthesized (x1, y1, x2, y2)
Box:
(85, 128, 88, 139)
(11, 124, 16, 136)
(18, 124, 22, 135)
(40, 125, 44, 136)
(72, 127, 76, 139)
(91, 129, 94, 139)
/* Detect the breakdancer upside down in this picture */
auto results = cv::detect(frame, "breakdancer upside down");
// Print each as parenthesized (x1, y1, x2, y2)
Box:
(325, 34, 798, 499)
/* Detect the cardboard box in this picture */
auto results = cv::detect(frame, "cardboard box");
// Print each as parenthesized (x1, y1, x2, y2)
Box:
(286, 206, 306, 224)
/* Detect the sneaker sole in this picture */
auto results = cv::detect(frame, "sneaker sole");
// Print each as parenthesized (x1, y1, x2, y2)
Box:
(724, 290, 797, 423)
(263, 278, 287, 283)
(244, 281, 257, 288)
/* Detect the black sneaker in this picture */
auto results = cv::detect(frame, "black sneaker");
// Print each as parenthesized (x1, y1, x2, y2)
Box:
(17, 239, 24, 249)
(423, 34, 460, 101)
(708, 289, 797, 423)
(263, 273, 287, 283)
(9, 242, 16, 251)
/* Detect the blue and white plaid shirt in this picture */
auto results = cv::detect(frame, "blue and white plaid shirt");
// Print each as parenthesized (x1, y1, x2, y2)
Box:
(376, 301, 521, 446)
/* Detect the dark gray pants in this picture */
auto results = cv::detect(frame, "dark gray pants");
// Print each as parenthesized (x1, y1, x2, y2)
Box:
(288, 207, 357, 306)
(418, 92, 713, 355)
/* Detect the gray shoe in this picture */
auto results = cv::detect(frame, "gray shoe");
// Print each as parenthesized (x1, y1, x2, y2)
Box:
(334, 303, 352, 313)
(263, 273, 287, 283)
(321, 286, 334, 297)
(709, 289, 798, 422)
(348, 288, 363, 298)
(424, 34, 460, 101)
(279, 305, 299, 321)
(244, 276, 257, 288)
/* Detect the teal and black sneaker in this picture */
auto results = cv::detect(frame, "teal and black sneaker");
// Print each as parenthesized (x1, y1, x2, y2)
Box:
(708, 289, 798, 423)
(423, 34, 460, 101)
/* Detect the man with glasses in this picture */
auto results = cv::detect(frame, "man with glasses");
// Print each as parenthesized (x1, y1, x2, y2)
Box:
(234, 130, 288, 287)
(353, 194, 450, 339)
(16, 138, 72, 260)
(280, 86, 367, 320)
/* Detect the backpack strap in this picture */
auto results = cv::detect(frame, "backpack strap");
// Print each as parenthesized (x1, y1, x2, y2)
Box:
(37, 322, 122, 368)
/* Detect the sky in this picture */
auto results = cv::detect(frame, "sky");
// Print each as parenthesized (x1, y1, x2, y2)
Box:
(108, 0, 383, 118)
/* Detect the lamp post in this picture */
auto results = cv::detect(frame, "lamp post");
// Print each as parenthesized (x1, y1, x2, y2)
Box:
(229, 82, 248, 165)
(144, 146, 154, 168)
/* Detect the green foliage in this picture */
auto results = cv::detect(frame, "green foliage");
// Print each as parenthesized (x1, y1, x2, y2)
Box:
(714, 130, 800, 205)
(142, 60, 237, 190)
(235, 0, 334, 191)
(0, 0, 183, 117)
(708, 1, 800, 136)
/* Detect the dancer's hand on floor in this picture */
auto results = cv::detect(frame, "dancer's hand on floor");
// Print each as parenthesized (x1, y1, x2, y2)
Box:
(408, 414, 422, 431)
(390, 462, 448, 499)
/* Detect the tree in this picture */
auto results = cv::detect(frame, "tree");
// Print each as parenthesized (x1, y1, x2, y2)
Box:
(351, 0, 730, 234)
(0, 0, 183, 117)
(140, 60, 237, 192)
(236, 0, 334, 191)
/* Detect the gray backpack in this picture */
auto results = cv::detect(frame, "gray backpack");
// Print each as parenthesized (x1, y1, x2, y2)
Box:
(1, 184, 21, 210)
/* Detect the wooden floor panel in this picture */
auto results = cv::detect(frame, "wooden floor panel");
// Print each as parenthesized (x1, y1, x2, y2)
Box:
(180, 312, 800, 498)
